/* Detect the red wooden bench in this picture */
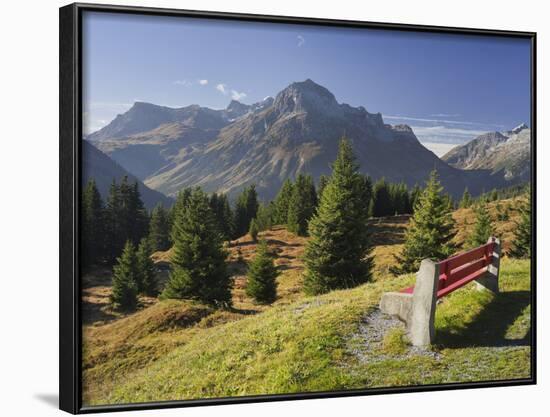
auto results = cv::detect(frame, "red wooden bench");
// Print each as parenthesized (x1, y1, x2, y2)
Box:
(380, 237, 501, 346)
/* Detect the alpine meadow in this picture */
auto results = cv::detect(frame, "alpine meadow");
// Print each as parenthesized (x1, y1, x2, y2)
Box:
(79, 10, 533, 407)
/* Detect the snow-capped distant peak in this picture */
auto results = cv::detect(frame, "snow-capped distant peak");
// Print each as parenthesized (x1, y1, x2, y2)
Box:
(511, 123, 529, 134)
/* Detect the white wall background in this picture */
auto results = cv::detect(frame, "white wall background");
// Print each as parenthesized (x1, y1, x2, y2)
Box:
(0, 0, 546, 415)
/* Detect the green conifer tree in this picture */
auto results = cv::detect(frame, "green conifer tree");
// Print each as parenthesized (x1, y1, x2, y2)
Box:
(273, 179, 294, 225)
(233, 185, 259, 238)
(317, 175, 329, 201)
(410, 183, 422, 212)
(148, 203, 171, 252)
(162, 188, 232, 305)
(303, 138, 374, 295)
(246, 239, 279, 304)
(362, 175, 374, 209)
(105, 179, 123, 263)
(509, 194, 531, 258)
(467, 202, 493, 248)
(287, 174, 317, 236)
(249, 218, 259, 242)
(82, 179, 105, 267)
(127, 181, 149, 245)
(110, 240, 139, 311)
(255, 203, 274, 231)
(136, 238, 157, 296)
(459, 187, 472, 208)
(391, 170, 456, 275)
(372, 178, 392, 217)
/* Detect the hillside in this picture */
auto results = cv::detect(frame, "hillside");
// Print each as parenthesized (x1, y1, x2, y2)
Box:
(81, 202, 531, 405)
(442, 124, 531, 182)
(88, 79, 507, 200)
(82, 140, 173, 209)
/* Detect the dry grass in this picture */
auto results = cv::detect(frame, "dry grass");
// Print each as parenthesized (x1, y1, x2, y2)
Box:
(452, 197, 525, 251)
(81, 198, 530, 405)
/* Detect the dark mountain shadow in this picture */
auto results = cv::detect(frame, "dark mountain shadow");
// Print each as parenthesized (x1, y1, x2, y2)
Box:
(436, 290, 531, 349)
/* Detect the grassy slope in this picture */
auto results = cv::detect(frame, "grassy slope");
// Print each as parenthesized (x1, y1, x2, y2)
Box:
(84, 257, 530, 405)
(82, 198, 531, 405)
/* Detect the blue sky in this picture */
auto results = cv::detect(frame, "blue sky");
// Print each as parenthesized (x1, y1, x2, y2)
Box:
(82, 11, 531, 153)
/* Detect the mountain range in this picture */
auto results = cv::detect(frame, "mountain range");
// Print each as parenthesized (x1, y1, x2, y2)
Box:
(441, 123, 531, 183)
(85, 79, 528, 201)
(82, 140, 173, 209)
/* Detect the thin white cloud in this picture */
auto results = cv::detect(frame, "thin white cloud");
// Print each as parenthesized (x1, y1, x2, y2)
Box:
(410, 125, 489, 145)
(216, 83, 227, 94)
(231, 90, 247, 101)
(83, 112, 109, 135)
(383, 114, 504, 128)
(430, 113, 461, 118)
(198, 79, 208, 85)
(174, 79, 192, 87)
(297, 35, 305, 47)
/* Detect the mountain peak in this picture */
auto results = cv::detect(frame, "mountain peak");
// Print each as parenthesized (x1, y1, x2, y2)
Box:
(511, 123, 529, 134)
(131, 101, 161, 110)
(226, 99, 249, 111)
(289, 79, 335, 97)
(274, 79, 338, 114)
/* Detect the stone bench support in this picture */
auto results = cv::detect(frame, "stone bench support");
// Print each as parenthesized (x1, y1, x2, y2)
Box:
(379, 237, 501, 347)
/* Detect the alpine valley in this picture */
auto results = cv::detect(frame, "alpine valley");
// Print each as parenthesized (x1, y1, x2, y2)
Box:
(85, 79, 529, 202)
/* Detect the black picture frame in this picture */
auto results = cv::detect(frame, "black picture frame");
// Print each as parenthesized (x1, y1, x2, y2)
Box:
(59, 2, 537, 414)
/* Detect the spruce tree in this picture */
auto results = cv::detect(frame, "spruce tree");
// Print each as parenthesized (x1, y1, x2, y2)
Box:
(148, 203, 171, 252)
(287, 174, 317, 236)
(389, 182, 410, 215)
(273, 179, 294, 225)
(410, 184, 422, 212)
(246, 239, 279, 304)
(110, 240, 139, 311)
(127, 181, 149, 245)
(220, 194, 235, 240)
(162, 188, 232, 305)
(467, 202, 493, 248)
(136, 238, 157, 296)
(372, 178, 392, 217)
(105, 179, 123, 263)
(317, 175, 329, 201)
(82, 179, 104, 267)
(509, 194, 531, 258)
(303, 138, 374, 295)
(234, 185, 259, 238)
(459, 188, 472, 208)
(209, 193, 234, 241)
(249, 218, 259, 242)
(255, 203, 274, 231)
(362, 175, 374, 209)
(391, 170, 456, 275)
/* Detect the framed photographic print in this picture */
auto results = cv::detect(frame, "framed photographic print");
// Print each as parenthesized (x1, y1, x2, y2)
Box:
(59, 2, 536, 414)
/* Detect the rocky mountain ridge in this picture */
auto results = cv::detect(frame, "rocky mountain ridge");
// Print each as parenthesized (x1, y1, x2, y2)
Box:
(442, 123, 531, 182)
(85, 79, 517, 200)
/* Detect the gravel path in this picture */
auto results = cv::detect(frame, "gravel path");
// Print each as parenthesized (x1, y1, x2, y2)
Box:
(348, 309, 441, 363)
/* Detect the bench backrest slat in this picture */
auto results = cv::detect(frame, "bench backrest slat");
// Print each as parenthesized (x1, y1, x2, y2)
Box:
(399, 239, 496, 298)
(439, 242, 493, 272)
(438, 256, 492, 290)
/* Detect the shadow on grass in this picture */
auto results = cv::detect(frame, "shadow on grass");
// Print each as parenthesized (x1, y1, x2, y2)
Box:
(81, 295, 118, 326)
(436, 290, 531, 348)
(368, 215, 409, 246)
